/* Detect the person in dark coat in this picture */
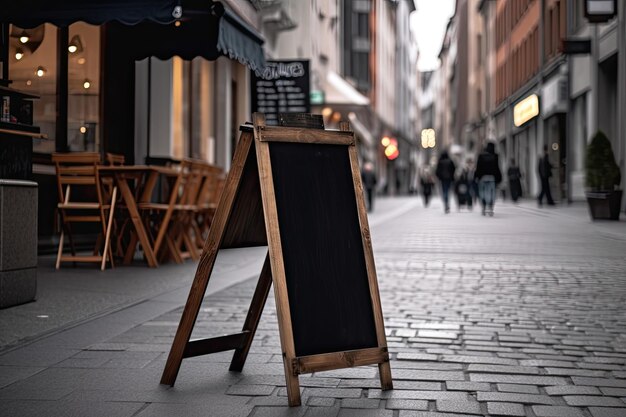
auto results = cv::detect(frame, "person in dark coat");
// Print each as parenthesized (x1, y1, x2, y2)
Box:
(361, 161, 377, 212)
(420, 166, 435, 207)
(435, 151, 456, 213)
(537, 145, 555, 206)
(507, 158, 522, 203)
(475, 142, 502, 216)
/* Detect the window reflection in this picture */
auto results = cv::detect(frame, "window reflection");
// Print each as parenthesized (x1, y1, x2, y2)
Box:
(8, 22, 101, 154)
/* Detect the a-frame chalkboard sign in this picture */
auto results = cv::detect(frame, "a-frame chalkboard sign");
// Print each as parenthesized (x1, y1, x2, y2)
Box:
(160, 113, 393, 406)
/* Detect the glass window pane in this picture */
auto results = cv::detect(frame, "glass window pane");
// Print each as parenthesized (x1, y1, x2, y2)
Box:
(9, 23, 57, 154)
(68, 22, 101, 152)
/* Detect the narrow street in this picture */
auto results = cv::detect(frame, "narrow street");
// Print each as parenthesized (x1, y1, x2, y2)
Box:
(1, 197, 626, 417)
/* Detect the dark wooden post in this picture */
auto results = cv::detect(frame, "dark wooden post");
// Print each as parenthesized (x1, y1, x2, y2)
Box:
(56, 26, 69, 152)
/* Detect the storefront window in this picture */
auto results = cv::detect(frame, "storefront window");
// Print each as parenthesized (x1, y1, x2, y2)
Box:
(67, 23, 101, 151)
(8, 22, 100, 154)
(9, 23, 57, 153)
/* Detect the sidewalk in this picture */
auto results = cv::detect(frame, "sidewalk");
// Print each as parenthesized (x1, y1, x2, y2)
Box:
(1, 196, 626, 417)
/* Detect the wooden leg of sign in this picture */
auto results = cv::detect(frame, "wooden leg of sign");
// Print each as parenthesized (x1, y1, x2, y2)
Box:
(378, 361, 394, 390)
(160, 131, 254, 386)
(229, 252, 272, 372)
(253, 113, 301, 406)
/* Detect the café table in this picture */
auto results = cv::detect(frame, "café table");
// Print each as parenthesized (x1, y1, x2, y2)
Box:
(98, 165, 182, 267)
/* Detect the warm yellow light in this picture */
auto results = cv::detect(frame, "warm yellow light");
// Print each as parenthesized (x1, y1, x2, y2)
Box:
(26, 80, 32, 86)
(174, 20, 181, 27)
(421, 129, 436, 149)
(331, 111, 342, 122)
(19, 35, 29, 44)
(384, 144, 398, 157)
(36, 67, 45, 77)
(80, 126, 87, 134)
(83, 80, 91, 89)
(321, 107, 333, 117)
(15, 50, 24, 60)
(381, 136, 391, 147)
(513, 94, 539, 127)
(68, 44, 77, 53)
(77, 57, 86, 65)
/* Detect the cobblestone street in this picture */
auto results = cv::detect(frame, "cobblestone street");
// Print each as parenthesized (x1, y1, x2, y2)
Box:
(1, 197, 626, 417)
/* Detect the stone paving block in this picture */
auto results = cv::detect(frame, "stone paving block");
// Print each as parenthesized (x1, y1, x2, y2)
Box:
(303, 407, 340, 417)
(396, 329, 418, 338)
(340, 398, 380, 409)
(467, 364, 540, 374)
(226, 384, 275, 396)
(588, 407, 626, 417)
(314, 368, 377, 379)
(396, 353, 438, 361)
(445, 381, 491, 392)
(398, 412, 479, 417)
(496, 383, 540, 394)
(417, 330, 458, 339)
(486, 402, 526, 416)
(0, 366, 45, 389)
(411, 323, 461, 330)
(544, 385, 602, 396)
(435, 398, 482, 414)
(249, 395, 293, 406)
(531, 405, 586, 417)
(393, 369, 465, 381)
(391, 361, 462, 370)
(368, 389, 469, 401)
(0, 399, 145, 417)
(441, 355, 518, 366)
(337, 379, 441, 390)
(545, 367, 606, 377)
(385, 399, 429, 410)
(601, 388, 626, 396)
(250, 406, 307, 417)
(519, 359, 575, 368)
(338, 409, 393, 417)
(303, 388, 362, 398)
(306, 397, 336, 407)
(298, 377, 342, 388)
(470, 374, 568, 385)
(476, 392, 556, 405)
(572, 377, 626, 388)
(563, 395, 626, 407)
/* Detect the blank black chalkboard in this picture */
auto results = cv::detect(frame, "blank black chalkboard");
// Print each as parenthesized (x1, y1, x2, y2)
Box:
(162, 118, 393, 408)
(269, 142, 378, 357)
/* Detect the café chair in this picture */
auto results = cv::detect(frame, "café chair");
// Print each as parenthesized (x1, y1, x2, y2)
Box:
(52, 152, 117, 270)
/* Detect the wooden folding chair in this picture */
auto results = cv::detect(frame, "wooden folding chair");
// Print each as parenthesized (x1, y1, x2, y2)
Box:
(52, 152, 117, 271)
(138, 162, 193, 264)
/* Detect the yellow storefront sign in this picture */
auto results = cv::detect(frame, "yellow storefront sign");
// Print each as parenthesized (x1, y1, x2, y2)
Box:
(513, 94, 539, 127)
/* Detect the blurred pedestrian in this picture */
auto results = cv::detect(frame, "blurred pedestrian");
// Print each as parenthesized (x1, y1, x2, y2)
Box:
(361, 161, 377, 212)
(454, 164, 473, 210)
(466, 158, 479, 204)
(507, 158, 523, 203)
(420, 166, 435, 207)
(475, 142, 502, 216)
(537, 145, 555, 206)
(435, 151, 456, 213)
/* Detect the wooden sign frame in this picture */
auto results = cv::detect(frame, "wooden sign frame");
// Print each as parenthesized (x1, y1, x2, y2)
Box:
(160, 113, 393, 406)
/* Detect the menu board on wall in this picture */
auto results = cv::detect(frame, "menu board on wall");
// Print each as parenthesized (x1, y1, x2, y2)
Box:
(251, 60, 310, 126)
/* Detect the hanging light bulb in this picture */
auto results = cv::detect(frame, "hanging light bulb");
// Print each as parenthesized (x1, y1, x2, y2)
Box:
(19, 30, 29, 44)
(79, 126, 87, 134)
(77, 57, 86, 65)
(36, 66, 46, 77)
(15, 49, 24, 60)
(68, 35, 83, 54)
(83, 79, 91, 89)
